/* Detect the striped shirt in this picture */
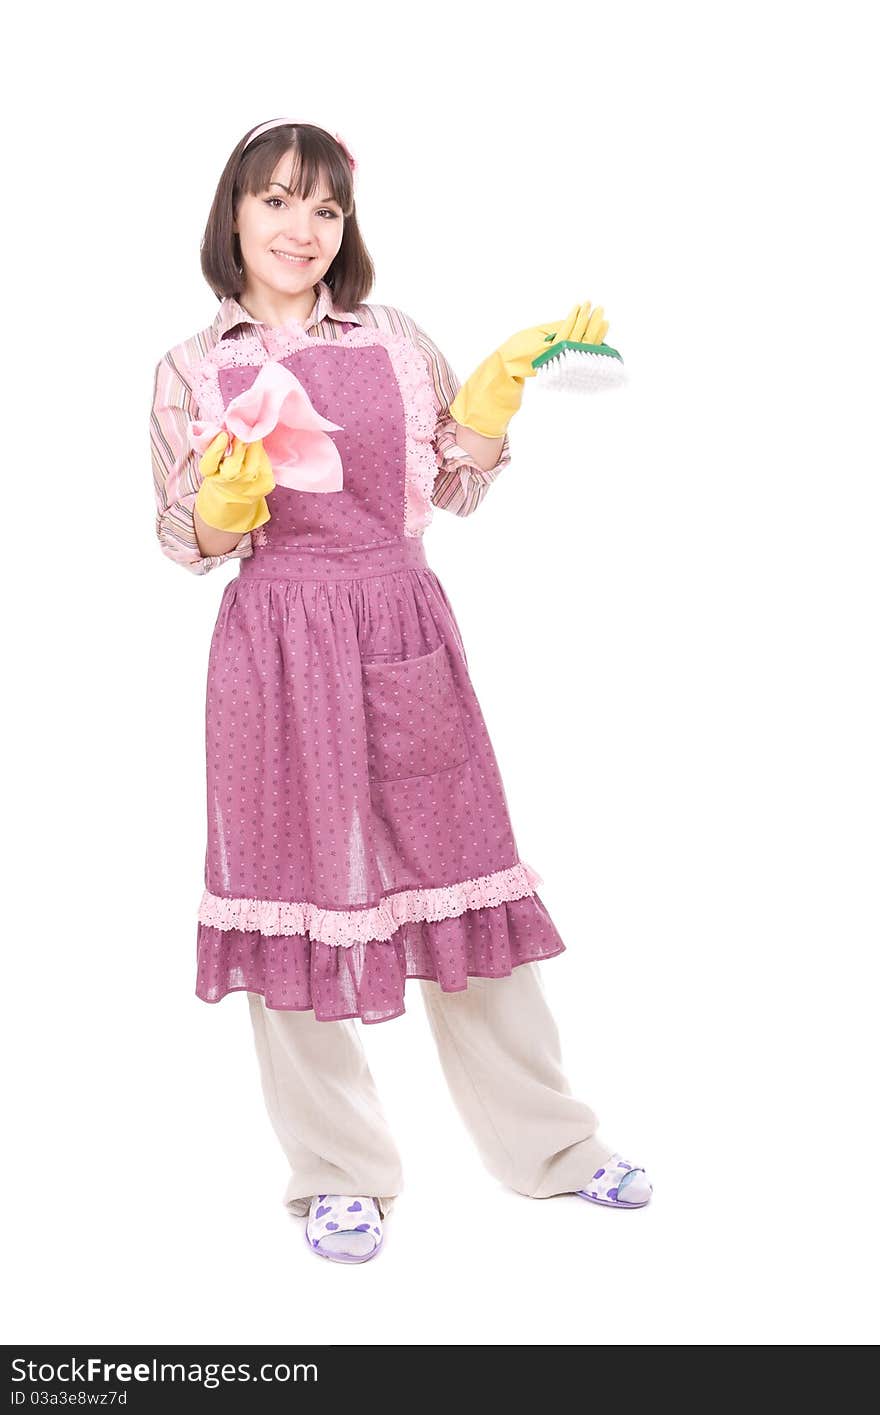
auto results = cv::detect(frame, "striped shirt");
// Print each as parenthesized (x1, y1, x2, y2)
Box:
(150, 279, 512, 575)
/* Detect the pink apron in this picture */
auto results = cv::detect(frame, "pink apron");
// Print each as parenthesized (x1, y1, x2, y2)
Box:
(191, 320, 566, 1023)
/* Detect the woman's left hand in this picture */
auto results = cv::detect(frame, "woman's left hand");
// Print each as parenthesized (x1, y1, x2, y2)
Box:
(449, 300, 610, 438)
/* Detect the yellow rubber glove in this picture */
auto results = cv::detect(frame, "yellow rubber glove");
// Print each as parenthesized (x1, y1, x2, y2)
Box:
(194, 431, 276, 534)
(448, 301, 610, 438)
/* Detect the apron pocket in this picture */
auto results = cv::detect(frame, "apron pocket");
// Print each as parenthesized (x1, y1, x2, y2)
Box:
(361, 641, 470, 783)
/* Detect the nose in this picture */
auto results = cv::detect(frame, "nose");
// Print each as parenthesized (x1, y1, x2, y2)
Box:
(283, 217, 319, 246)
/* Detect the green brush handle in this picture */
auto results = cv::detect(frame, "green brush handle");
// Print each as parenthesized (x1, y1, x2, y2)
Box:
(531, 340, 623, 372)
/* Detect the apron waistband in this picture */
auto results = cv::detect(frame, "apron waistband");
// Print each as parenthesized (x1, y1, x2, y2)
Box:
(236, 537, 428, 582)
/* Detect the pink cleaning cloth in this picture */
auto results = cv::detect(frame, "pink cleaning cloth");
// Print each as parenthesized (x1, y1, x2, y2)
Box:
(188, 360, 345, 492)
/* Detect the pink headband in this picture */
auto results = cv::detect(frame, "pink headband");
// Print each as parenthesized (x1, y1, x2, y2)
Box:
(242, 118, 357, 177)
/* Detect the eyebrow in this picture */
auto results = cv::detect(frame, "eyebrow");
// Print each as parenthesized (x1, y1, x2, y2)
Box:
(267, 183, 340, 203)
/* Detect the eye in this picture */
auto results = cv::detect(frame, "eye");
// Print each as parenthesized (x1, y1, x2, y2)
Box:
(263, 197, 339, 218)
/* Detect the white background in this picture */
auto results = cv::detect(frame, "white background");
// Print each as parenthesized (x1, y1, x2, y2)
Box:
(3, 0, 878, 1347)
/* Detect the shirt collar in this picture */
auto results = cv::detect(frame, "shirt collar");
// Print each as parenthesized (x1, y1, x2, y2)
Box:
(213, 279, 364, 340)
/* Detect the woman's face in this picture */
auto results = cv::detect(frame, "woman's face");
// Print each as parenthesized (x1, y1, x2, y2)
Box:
(233, 153, 345, 299)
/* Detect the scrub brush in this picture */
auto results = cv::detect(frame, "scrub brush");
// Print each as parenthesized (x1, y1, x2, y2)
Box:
(530, 335, 625, 392)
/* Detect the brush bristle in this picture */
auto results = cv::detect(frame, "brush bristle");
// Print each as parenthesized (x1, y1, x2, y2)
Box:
(531, 345, 626, 394)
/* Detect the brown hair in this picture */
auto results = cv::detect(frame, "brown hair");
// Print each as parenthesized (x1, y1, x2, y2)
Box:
(200, 122, 376, 311)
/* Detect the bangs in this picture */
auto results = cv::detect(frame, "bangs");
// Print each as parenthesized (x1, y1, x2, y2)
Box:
(240, 125, 354, 217)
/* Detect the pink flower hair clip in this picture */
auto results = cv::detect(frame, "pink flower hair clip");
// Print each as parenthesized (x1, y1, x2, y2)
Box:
(334, 131, 357, 175)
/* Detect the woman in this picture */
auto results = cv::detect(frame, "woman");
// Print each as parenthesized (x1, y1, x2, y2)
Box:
(149, 117, 652, 1265)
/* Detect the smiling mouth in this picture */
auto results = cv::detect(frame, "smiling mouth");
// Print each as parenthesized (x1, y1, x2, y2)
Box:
(272, 251, 315, 263)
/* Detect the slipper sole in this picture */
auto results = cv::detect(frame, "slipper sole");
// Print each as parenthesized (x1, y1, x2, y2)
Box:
(576, 1189, 651, 1209)
(303, 1223, 384, 1264)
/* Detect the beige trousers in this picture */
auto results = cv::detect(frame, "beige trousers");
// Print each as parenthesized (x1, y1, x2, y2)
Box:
(246, 962, 614, 1219)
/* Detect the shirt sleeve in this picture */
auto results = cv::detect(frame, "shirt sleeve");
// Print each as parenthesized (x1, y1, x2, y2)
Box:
(150, 351, 253, 575)
(408, 319, 512, 517)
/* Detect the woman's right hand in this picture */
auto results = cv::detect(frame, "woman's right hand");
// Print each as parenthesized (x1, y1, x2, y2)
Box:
(194, 431, 276, 533)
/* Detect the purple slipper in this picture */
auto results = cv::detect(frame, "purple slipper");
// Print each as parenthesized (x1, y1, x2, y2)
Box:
(576, 1153, 653, 1208)
(305, 1194, 384, 1264)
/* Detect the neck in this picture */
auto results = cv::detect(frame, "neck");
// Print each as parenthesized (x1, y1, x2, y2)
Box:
(236, 280, 321, 330)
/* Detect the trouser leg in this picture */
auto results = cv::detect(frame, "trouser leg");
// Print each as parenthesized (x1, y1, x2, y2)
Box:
(419, 962, 614, 1198)
(246, 992, 404, 1218)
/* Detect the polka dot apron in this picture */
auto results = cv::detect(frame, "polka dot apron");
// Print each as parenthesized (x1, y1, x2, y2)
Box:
(192, 320, 566, 1023)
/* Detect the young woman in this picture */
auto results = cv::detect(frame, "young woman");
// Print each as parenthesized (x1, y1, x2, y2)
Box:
(150, 117, 653, 1265)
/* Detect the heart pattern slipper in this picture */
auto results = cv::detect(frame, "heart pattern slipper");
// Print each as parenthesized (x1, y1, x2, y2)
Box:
(305, 1194, 384, 1263)
(576, 1152, 653, 1208)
